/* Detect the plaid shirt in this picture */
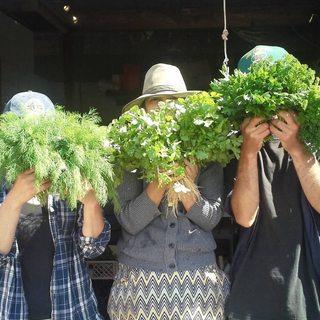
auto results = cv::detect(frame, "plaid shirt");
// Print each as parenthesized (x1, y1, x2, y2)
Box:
(0, 189, 111, 320)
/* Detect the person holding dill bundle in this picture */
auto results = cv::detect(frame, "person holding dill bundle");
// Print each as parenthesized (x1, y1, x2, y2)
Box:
(222, 46, 320, 320)
(107, 63, 230, 320)
(0, 91, 110, 320)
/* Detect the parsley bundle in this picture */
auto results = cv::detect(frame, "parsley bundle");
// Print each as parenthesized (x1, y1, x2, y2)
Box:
(0, 107, 120, 210)
(108, 92, 241, 212)
(175, 91, 242, 167)
(210, 54, 320, 156)
(298, 81, 320, 156)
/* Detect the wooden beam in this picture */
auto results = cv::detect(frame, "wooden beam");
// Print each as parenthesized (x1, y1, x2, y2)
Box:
(37, 0, 70, 33)
(20, 0, 71, 33)
(75, 5, 318, 31)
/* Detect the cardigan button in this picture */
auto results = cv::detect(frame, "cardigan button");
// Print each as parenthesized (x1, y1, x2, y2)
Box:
(168, 243, 175, 249)
(169, 223, 176, 228)
(169, 263, 175, 269)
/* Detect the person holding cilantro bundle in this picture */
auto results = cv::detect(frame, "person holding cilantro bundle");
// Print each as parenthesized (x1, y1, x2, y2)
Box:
(223, 46, 320, 320)
(107, 63, 230, 320)
(0, 91, 110, 320)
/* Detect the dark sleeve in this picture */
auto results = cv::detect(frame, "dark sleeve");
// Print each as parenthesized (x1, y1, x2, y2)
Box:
(223, 157, 239, 216)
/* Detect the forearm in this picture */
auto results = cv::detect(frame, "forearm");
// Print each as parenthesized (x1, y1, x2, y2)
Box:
(290, 146, 320, 213)
(76, 216, 111, 259)
(81, 196, 104, 238)
(181, 194, 196, 212)
(0, 170, 51, 254)
(116, 171, 162, 234)
(231, 153, 260, 227)
(185, 162, 224, 231)
(0, 192, 23, 254)
(117, 190, 162, 234)
(146, 180, 167, 207)
(186, 197, 223, 231)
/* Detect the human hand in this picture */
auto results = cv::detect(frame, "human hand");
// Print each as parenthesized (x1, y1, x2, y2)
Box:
(184, 158, 198, 182)
(269, 109, 305, 154)
(79, 188, 99, 207)
(10, 169, 51, 206)
(78, 183, 104, 238)
(240, 117, 270, 155)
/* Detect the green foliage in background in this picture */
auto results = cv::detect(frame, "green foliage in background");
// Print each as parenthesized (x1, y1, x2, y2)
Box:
(0, 107, 120, 210)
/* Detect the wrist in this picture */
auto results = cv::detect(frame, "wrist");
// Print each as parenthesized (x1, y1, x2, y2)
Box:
(5, 190, 26, 212)
(286, 141, 308, 161)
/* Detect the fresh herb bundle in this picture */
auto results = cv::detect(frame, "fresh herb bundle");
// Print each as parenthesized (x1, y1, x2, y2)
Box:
(298, 81, 320, 156)
(108, 92, 241, 212)
(108, 104, 182, 188)
(210, 54, 320, 156)
(174, 91, 242, 167)
(0, 107, 120, 210)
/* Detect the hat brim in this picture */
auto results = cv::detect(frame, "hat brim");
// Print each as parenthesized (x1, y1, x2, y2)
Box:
(122, 90, 200, 113)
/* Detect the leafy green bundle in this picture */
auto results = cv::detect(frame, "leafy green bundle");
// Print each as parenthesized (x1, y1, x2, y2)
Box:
(107, 92, 242, 211)
(298, 82, 320, 156)
(108, 104, 182, 188)
(176, 91, 242, 167)
(210, 54, 320, 156)
(0, 107, 119, 210)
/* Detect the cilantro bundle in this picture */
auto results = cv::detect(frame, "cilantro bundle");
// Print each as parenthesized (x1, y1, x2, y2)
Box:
(108, 104, 182, 190)
(108, 92, 242, 212)
(210, 54, 320, 156)
(0, 107, 120, 210)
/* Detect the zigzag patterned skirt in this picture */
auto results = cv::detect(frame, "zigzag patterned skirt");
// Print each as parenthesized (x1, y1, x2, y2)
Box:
(107, 263, 230, 320)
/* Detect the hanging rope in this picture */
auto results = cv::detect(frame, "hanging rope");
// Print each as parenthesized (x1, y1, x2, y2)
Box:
(221, 0, 229, 74)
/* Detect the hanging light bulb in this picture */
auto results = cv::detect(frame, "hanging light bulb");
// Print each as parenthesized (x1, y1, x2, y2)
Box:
(72, 15, 78, 24)
(63, 5, 70, 12)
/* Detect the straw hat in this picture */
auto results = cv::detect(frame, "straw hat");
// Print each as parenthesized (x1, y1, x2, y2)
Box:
(122, 63, 199, 113)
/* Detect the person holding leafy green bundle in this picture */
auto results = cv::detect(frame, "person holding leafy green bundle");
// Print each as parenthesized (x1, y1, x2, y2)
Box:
(107, 63, 230, 320)
(224, 46, 320, 320)
(0, 91, 110, 320)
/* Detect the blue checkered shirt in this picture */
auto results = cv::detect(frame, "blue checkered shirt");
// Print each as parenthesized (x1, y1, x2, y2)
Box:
(0, 189, 111, 320)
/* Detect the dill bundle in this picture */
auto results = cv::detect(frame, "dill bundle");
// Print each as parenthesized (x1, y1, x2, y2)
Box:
(0, 107, 119, 210)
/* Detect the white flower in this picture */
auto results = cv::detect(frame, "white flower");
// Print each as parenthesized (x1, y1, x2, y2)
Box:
(141, 115, 159, 127)
(173, 182, 190, 193)
(194, 119, 204, 125)
(103, 139, 111, 147)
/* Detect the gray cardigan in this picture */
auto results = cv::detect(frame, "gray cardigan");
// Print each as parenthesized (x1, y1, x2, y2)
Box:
(115, 161, 224, 272)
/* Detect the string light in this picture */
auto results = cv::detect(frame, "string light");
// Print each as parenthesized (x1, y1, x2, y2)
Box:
(62, 4, 79, 24)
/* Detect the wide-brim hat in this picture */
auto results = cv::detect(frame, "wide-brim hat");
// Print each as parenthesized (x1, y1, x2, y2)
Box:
(238, 45, 288, 73)
(122, 63, 199, 113)
(3, 90, 55, 115)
